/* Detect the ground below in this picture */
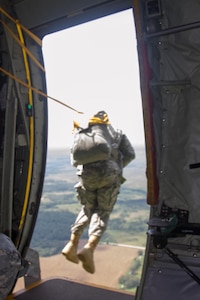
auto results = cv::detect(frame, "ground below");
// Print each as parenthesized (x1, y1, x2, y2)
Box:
(14, 243, 141, 294)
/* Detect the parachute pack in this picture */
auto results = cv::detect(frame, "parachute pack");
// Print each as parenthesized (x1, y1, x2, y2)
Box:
(71, 124, 120, 166)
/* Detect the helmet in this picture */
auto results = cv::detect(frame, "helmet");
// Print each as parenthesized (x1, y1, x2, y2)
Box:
(89, 111, 110, 124)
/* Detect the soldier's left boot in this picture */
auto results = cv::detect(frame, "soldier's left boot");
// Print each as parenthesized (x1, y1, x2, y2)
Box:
(77, 235, 100, 274)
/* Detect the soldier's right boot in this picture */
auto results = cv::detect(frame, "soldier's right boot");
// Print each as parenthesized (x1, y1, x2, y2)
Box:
(62, 233, 80, 264)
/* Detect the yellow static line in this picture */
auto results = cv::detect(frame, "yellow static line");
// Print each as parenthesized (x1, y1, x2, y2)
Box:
(16, 22, 34, 232)
(0, 67, 83, 114)
(0, 6, 83, 245)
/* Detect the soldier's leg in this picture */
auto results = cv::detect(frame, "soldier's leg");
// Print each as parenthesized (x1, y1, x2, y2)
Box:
(78, 178, 121, 273)
(62, 184, 96, 263)
(71, 183, 97, 235)
(89, 178, 121, 237)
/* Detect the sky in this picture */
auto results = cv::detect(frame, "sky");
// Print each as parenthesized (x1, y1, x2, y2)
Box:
(42, 9, 145, 149)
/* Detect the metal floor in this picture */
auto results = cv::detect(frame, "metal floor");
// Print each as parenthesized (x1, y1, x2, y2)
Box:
(9, 278, 134, 300)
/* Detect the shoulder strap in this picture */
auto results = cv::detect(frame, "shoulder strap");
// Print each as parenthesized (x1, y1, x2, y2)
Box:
(106, 126, 123, 162)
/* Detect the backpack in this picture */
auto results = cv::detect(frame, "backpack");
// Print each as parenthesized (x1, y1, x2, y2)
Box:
(71, 124, 113, 166)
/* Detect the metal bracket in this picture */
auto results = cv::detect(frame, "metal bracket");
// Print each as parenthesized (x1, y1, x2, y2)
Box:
(22, 248, 41, 288)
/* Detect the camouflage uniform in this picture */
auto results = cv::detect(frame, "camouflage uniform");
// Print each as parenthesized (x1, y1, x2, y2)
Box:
(62, 111, 135, 273)
(71, 127, 135, 238)
(0, 233, 21, 299)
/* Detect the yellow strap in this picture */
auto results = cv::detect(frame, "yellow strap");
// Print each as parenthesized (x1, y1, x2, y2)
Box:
(89, 116, 110, 125)
(0, 67, 83, 114)
(16, 22, 34, 232)
(73, 120, 80, 129)
(0, 20, 45, 72)
(0, 7, 42, 46)
(0, 7, 83, 114)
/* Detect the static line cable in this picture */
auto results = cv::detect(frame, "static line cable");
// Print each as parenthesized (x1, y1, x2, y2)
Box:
(0, 19, 45, 72)
(0, 8, 82, 114)
(0, 67, 83, 114)
(0, 7, 83, 114)
(0, 6, 42, 46)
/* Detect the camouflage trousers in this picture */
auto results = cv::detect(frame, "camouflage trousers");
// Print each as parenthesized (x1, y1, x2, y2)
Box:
(0, 233, 21, 299)
(71, 160, 121, 238)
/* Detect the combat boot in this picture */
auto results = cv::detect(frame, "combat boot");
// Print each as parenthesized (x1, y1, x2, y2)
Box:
(62, 233, 80, 264)
(78, 235, 100, 274)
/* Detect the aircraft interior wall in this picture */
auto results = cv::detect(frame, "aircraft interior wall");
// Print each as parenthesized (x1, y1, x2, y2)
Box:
(2, 0, 200, 297)
(0, 1, 48, 254)
(135, 0, 200, 299)
(151, 0, 200, 224)
(12, 0, 133, 37)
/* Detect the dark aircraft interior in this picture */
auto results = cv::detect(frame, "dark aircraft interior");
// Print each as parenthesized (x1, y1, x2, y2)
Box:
(1, 0, 200, 299)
